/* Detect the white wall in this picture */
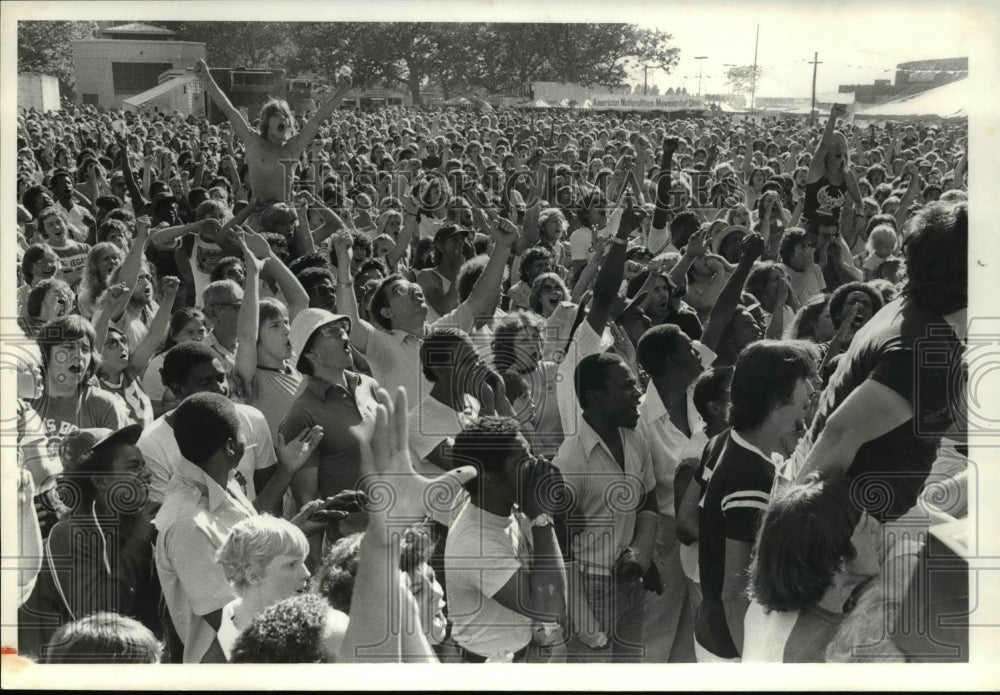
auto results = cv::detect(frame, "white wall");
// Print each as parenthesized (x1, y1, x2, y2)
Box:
(18, 74, 61, 112)
(72, 39, 205, 109)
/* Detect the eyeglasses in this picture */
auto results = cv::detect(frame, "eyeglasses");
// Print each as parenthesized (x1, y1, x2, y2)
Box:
(317, 322, 350, 338)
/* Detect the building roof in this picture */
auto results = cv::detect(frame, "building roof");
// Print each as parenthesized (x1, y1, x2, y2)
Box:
(122, 73, 198, 108)
(101, 23, 176, 37)
(857, 78, 968, 119)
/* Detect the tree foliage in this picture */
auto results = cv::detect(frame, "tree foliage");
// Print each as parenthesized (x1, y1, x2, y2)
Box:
(122, 21, 682, 105)
(17, 21, 98, 95)
(161, 22, 296, 69)
(725, 64, 764, 96)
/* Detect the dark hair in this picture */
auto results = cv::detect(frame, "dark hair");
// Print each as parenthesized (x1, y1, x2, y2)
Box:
(901, 200, 967, 315)
(636, 323, 687, 378)
(354, 257, 388, 283)
(730, 340, 815, 431)
(828, 282, 883, 329)
(779, 228, 809, 266)
(315, 533, 363, 612)
(749, 473, 862, 612)
(298, 266, 336, 296)
(574, 352, 626, 409)
(159, 307, 208, 355)
(451, 416, 523, 495)
(21, 243, 56, 285)
(329, 230, 373, 268)
(519, 246, 554, 283)
(231, 593, 331, 663)
(791, 294, 831, 341)
(43, 612, 162, 664)
(160, 341, 218, 390)
(172, 392, 241, 466)
(369, 274, 406, 330)
(420, 327, 475, 383)
(209, 256, 245, 283)
(456, 255, 489, 302)
(669, 211, 701, 249)
(744, 262, 780, 305)
(22, 184, 52, 216)
(692, 366, 734, 423)
(288, 252, 330, 276)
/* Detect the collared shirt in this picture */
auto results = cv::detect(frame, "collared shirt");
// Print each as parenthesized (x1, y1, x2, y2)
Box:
(361, 301, 475, 403)
(556, 320, 614, 435)
(153, 457, 256, 663)
(279, 373, 380, 501)
(638, 382, 705, 517)
(138, 403, 277, 505)
(553, 418, 656, 575)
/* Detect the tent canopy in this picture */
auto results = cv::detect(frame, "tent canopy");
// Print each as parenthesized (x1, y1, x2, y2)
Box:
(858, 78, 968, 119)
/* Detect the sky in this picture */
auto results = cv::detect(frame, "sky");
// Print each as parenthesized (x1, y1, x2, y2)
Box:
(6, 0, 982, 101)
(646, 1, 975, 99)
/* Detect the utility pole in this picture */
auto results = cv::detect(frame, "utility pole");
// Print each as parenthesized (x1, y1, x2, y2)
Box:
(809, 52, 822, 125)
(644, 64, 648, 95)
(750, 24, 759, 111)
(695, 56, 708, 98)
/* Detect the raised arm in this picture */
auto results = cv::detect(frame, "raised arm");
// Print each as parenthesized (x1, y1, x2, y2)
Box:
(514, 161, 545, 256)
(256, 231, 309, 320)
(234, 233, 267, 388)
(894, 162, 920, 231)
(193, 60, 254, 143)
(131, 276, 180, 368)
(287, 73, 353, 154)
(116, 218, 151, 303)
(585, 205, 633, 335)
(386, 188, 418, 271)
(332, 231, 375, 353)
(648, 137, 679, 253)
(806, 103, 847, 184)
(701, 233, 765, 353)
(461, 216, 519, 320)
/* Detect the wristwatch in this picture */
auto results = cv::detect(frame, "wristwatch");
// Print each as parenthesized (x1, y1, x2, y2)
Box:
(529, 513, 554, 529)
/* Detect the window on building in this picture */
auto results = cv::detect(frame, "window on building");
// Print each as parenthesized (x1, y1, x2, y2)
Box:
(230, 72, 276, 89)
(111, 62, 173, 95)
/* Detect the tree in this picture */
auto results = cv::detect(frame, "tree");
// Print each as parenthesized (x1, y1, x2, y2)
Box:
(725, 64, 764, 97)
(17, 21, 98, 97)
(163, 22, 296, 68)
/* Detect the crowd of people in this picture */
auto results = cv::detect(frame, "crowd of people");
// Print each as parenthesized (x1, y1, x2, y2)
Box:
(11, 57, 969, 664)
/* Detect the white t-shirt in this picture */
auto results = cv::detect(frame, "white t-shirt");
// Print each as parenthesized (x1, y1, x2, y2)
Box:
(138, 403, 277, 504)
(445, 500, 533, 658)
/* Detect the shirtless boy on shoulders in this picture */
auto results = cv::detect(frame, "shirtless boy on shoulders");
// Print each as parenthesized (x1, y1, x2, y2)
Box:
(194, 59, 352, 205)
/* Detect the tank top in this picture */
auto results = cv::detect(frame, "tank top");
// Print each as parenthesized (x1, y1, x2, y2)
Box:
(803, 176, 847, 222)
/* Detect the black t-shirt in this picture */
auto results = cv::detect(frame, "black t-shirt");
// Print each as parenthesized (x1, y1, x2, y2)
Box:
(421, 154, 442, 170)
(695, 430, 776, 658)
(803, 176, 847, 222)
(806, 297, 963, 521)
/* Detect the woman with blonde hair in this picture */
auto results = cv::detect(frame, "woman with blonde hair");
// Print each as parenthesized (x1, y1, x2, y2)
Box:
(77, 242, 124, 319)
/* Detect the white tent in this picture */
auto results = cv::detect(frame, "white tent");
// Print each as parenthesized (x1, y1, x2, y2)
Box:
(857, 78, 968, 119)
